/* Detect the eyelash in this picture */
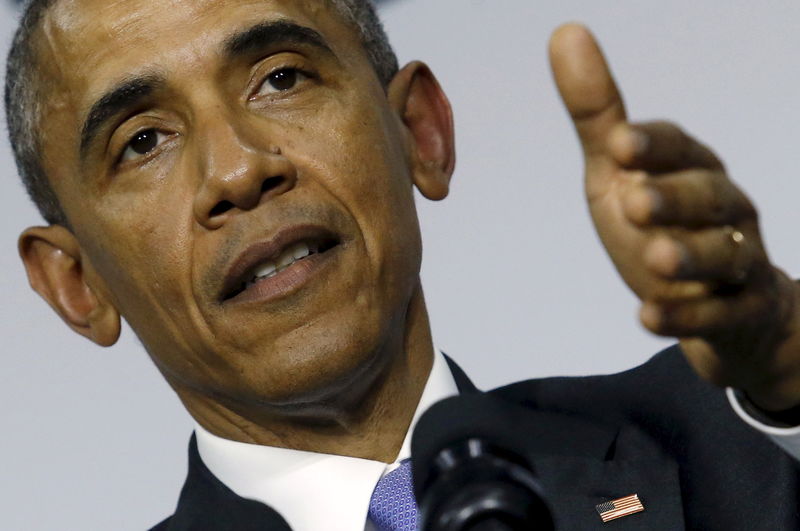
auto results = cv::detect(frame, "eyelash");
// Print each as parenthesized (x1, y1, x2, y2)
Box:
(114, 64, 315, 167)
(251, 63, 314, 100)
(117, 129, 173, 166)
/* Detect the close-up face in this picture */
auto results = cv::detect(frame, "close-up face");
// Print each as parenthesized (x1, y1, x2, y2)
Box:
(31, 0, 446, 416)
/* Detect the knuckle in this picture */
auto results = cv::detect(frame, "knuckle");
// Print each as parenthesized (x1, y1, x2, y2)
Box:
(648, 119, 679, 132)
(702, 173, 734, 223)
(639, 302, 666, 334)
(739, 194, 759, 220)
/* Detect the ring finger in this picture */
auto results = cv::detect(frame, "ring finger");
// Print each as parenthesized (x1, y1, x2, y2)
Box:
(643, 224, 762, 283)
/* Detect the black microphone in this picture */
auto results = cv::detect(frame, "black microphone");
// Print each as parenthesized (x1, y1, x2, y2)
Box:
(412, 394, 556, 531)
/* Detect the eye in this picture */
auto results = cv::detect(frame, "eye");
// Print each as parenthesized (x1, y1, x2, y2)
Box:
(120, 129, 168, 162)
(255, 67, 309, 97)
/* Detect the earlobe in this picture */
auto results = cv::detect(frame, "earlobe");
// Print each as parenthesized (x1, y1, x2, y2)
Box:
(388, 61, 456, 201)
(19, 225, 121, 347)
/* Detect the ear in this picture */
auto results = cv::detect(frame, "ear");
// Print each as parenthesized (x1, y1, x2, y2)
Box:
(19, 225, 121, 347)
(388, 61, 456, 201)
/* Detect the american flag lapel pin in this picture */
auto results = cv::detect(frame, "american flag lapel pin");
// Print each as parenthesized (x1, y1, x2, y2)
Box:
(596, 494, 645, 523)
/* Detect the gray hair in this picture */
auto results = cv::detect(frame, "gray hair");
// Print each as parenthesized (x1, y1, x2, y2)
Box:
(5, 0, 399, 226)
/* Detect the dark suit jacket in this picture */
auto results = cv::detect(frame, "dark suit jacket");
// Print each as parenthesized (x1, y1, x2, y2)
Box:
(152, 345, 800, 530)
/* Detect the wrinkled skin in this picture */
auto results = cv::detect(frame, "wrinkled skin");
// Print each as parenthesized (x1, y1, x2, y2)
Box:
(20, 0, 454, 460)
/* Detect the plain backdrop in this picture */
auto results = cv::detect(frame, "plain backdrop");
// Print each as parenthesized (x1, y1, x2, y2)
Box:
(2, 1, 799, 529)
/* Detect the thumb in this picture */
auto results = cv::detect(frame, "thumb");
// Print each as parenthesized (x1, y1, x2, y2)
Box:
(549, 23, 627, 161)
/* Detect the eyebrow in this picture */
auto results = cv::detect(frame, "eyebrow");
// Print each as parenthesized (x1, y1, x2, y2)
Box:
(79, 74, 165, 160)
(222, 20, 333, 60)
(78, 21, 332, 161)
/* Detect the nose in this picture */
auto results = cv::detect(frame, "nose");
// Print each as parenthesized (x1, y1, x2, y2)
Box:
(193, 115, 297, 229)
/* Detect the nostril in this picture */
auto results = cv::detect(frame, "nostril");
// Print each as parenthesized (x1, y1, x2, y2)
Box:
(206, 176, 287, 221)
(209, 200, 235, 218)
(261, 176, 284, 195)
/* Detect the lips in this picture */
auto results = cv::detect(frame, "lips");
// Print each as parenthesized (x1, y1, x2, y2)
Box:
(220, 225, 340, 303)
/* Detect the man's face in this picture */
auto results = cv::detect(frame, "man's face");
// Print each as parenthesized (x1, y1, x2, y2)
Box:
(35, 0, 427, 413)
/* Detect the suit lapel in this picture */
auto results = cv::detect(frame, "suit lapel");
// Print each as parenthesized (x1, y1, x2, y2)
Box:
(159, 355, 477, 530)
(440, 356, 686, 530)
(530, 424, 685, 530)
(533, 454, 684, 530)
(495, 404, 684, 530)
(162, 355, 687, 531)
(443, 353, 479, 394)
(158, 435, 291, 531)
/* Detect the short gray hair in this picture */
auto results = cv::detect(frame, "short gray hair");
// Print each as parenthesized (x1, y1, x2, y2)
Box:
(5, 0, 399, 226)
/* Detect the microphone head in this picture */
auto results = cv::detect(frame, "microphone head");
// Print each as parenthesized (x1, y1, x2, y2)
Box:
(411, 393, 557, 530)
(412, 394, 534, 494)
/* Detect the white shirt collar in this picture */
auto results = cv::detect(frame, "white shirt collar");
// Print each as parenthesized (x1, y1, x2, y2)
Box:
(195, 350, 459, 531)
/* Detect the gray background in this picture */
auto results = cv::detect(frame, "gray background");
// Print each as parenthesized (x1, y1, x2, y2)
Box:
(2, 0, 799, 529)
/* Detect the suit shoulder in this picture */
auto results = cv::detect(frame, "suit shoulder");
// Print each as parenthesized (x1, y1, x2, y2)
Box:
(491, 343, 688, 392)
(149, 516, 172, 530)
(489, 343, 722, 425)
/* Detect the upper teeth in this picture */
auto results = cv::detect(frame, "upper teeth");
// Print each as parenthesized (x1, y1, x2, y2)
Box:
(250, 242, 312, 284)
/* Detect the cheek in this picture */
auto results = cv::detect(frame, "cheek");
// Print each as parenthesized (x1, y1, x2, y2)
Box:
(291, 97, 422, 275)
(76, 183, 199, 332)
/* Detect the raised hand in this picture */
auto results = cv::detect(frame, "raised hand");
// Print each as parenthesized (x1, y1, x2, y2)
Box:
(549, 23, 800, 412)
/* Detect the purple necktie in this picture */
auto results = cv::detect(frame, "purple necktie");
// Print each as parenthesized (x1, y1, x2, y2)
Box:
(368, 459, 418, 531)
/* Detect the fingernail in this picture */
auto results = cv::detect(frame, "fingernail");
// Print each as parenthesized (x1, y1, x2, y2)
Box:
(640, 303, 663, 330)
(645, 187, 663, 219)
(631, 129, 649, 156)
(675, 244, 692, 275)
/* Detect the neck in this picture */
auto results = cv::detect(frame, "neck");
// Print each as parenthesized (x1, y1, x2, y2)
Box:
(175, 286, 434, 463)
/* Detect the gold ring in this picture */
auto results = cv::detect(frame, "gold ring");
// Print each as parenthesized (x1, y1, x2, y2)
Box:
(724, 225, 748, 283)
(729, 227, 745, 246)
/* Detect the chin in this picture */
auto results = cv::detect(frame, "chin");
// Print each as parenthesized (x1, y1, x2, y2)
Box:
(225, 307, 401, 415)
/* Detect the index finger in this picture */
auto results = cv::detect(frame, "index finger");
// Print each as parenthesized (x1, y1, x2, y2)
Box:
(549, 23, 627, 161)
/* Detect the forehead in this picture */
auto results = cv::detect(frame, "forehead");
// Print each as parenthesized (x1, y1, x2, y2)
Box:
(42, 0, 337, 55)
(36, 0, 355, 118)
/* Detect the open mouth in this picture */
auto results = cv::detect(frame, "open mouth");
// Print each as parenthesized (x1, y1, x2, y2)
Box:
(221, 231, 340, 303)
